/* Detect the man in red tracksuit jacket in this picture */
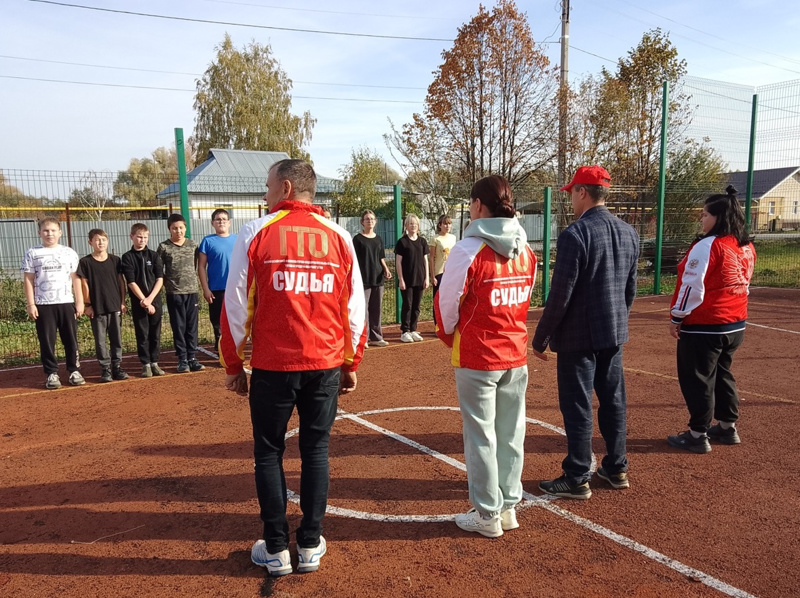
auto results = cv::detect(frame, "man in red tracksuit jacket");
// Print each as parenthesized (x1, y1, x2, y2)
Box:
(220, 159, 367, 576)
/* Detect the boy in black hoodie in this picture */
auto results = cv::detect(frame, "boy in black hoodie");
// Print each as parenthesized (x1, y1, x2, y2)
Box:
(120, 223, 165, 378)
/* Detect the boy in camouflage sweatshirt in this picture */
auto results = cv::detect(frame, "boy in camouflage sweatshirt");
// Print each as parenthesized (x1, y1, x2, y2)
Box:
(157, 214, 205, 373)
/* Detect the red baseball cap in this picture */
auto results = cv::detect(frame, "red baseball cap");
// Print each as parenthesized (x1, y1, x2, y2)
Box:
(560, 165, 611, 192)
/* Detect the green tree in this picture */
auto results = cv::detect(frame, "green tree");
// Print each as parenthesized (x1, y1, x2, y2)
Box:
(114, 146, 193, 208)
(193, 34, 315, 162)
(664, 141, 727, 239)
(336, 147, 399, 217)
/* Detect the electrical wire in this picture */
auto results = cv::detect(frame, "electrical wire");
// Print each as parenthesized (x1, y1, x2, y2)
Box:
(0, 74, 423, 103)
(26, 0, 453, 42)
(0, 54, 428, 89)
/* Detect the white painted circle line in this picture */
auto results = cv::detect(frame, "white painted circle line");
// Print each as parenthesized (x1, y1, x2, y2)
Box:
(748, 322, 800, 334)
(284, 405, 755, 598)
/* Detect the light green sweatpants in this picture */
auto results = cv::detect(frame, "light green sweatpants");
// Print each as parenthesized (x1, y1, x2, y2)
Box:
(454, 365, 528, 517)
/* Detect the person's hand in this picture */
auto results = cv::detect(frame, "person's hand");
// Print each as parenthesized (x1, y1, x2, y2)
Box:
(432, 277, 438, 287)
(532, 348, 549, 361)
(669, 323, 681, 339)
(384, 269, 392, 280)
(339, 370, 357, 395)
(225, 371, 248, 396)
(84, 305, 94, 319)
(423, 277, 430, 290)
(74, 301, 84, 318)
(140, 297, 151, 309)
(146, 304, 156, 315)
(120, 303, 128, 315)
(204, 289, 215, 304)
(398, 279, 406, 291)
(26, 304, 39, 320)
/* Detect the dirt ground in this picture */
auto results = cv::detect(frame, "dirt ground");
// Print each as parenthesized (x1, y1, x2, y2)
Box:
(1, 288, 798, 598)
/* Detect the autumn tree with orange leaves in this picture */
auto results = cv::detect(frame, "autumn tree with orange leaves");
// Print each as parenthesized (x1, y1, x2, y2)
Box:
(389, 0, 558, 194)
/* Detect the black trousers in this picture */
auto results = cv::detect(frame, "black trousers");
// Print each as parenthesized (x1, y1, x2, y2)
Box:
(677, 330, 745, 433)
(249, 367, 340, 553)
(432, 273, 443, 325)
(208, 289, 225, 351)
(400, 286, 424, 333)
(130, 301, 162, 365)
(166, 293, 199, 363)
(35, 303, 80, 375)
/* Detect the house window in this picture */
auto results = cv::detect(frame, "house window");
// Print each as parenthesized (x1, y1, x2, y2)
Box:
(768, 202, 775, 216)
(793, 201, 798, 215)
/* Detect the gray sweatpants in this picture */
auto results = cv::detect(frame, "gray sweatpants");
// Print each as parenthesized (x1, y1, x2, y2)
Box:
(454, 365, 528, 517)
(90, 311, 123, 369)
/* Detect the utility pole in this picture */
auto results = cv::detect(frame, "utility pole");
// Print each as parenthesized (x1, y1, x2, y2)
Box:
(558, 0, 570, 189)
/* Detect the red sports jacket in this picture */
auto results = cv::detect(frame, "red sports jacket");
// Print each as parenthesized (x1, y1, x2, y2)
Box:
(219, 201, 367, 374)
(670, 234, 756, 333)
(435, 236, 537, 370)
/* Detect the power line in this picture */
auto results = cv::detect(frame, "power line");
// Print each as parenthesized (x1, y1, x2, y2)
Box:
(0, 74, 423, 103)
(199, 0, 456, 21)
(0, 54, 428, 90)
(27, 0, 454, 42)
(611, 0, 800, 67)
(571, 45, 616, 64)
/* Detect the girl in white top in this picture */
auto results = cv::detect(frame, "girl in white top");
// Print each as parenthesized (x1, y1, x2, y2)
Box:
(429, 214, 456, 325)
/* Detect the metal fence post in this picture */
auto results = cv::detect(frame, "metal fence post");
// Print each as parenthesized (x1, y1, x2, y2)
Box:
(174, 127, 191, 239)
(65, 202, 73, 248)
(654, 81, 669, 295)
(542, 187, 552, 306)
(745, 93, 758, 231)
(393, 184, 403, 324)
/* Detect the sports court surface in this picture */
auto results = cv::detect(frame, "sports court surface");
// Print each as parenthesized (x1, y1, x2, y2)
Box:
(1, 288, 798, 597)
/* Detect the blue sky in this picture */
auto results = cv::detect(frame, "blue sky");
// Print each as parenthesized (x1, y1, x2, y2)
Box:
(1, 0, 799, 180)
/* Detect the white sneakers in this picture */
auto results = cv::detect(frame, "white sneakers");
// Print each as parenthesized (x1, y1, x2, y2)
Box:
(500, 507, 519, 530)
(45, 373, 61, 390)
(297, 536, 327, 573)
(455, 508, 503, 538)
(251, 540, 292, 576)
(68, 371, 85, 386)
(401, 332, 424, 343)
(371, 339, 389, 347)
(251, 536, 327, 576)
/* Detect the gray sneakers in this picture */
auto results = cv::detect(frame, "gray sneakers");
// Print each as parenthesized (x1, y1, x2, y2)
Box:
(596, 467, 630, 489)
(667, 430, 712, 453)
(707, 423, 741, 445)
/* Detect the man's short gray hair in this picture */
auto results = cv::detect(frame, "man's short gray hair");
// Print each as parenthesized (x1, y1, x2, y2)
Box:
(574, 184, 609, 202)
(270, 159, 317, 198)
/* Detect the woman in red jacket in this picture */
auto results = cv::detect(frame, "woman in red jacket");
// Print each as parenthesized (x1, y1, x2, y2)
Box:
(435, 175, 537, 537)
(667, 186, 756, 453)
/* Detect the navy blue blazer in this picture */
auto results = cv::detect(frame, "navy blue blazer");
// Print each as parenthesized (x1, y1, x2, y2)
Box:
(532, 205, 639, 353)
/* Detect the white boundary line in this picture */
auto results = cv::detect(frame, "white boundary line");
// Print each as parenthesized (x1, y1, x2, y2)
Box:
(748, 322, 800, 334)
(283, 405, 756, 598)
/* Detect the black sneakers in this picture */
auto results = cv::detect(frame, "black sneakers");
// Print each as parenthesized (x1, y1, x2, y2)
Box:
(188, 359, 205, 372)
(707, 423, 741, 445)
(99, 368, 113, 383)
(596, 467, 630, 489)
(667, 430, 711, 454)
(112, 367, 129, 381)
(539, 475, 592, 499)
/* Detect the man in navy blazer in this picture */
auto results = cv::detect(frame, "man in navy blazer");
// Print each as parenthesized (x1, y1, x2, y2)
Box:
(532, 165, 639, 499)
